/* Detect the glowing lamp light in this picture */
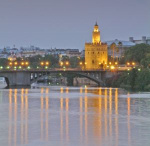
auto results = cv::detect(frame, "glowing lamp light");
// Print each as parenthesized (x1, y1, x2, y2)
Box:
(109, 62, 112, 65)
(66, 61, 69, 65)
(132, 62, 135, 66)
(25, 62, 29, 65)
(27, 66, 31, 69)
(115, 62, 118, 65)
(40, 62, 44, 66)
(21, 62, 25, 66)
(127, 62, 130, 66)
(45, 62, 49, 65)
(60, 62, 64, 66)
(9, 62, 13, 66)
(45, 66, 48, 69)
(85, 62, 87, 65)
(79, 62, 82, 65)
(110, 66, 115, 70)
(14, 62, 18, 65)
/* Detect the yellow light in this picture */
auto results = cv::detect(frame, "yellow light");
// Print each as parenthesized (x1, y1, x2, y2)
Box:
(110, 66, 115, 70)
(25, 62, 29, 65)
(132, 62, 135, 66)
(66, 61, 69, 65)
(109, 62, 111, 65)
(9, 62, 13, 66)
(60, 62, 63, 66)
(21, 62, 25, 66)
(79, 62, 82, 65)
(127, 62, 130, 66)
(14, 62, 18, 65)
(45, 61, 49, 65)
(40, 62, 44, 66)
(115, 62, 118, 65)
(85, 62, 87, 65)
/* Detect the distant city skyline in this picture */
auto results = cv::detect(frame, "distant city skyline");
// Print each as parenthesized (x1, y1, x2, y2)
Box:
(0, 0, 149, 49)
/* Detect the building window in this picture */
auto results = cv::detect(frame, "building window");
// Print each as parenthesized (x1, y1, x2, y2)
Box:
(93, 52, 94, 54)
(98, 52, 99, 54)
(92, 60, 94, 64)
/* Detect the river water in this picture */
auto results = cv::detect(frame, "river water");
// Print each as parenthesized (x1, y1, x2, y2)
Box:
(0, 87, 150, 146)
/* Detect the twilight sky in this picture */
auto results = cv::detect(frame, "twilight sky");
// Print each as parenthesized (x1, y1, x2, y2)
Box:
(0, 0, 149, 50)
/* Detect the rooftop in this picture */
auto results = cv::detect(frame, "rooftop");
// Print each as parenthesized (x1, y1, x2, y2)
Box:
(105, 39, 135, 47)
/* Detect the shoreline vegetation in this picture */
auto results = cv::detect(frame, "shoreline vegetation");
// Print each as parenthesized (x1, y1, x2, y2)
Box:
(107, 44, 150, 91)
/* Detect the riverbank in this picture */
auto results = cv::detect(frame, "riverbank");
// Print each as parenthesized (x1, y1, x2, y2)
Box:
(106, 68, 150, 92)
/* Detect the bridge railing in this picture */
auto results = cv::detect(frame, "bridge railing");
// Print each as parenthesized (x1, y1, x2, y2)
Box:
(0, 66, 132, 72)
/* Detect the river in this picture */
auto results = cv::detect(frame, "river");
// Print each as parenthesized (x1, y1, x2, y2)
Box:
(0, 86, 150, 146)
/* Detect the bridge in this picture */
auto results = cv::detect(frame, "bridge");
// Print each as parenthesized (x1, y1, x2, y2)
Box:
(0, 68, 122, 87)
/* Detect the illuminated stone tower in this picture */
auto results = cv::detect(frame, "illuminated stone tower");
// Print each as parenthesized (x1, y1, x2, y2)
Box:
(92, 22, 101, 44)
(85, 22, 108, 69)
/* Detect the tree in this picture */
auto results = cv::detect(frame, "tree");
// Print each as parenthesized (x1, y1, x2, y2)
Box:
(124, 44, 150, 64)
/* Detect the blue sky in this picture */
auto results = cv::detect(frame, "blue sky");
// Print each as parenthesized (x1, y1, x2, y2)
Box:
(0, 0, 149, 49)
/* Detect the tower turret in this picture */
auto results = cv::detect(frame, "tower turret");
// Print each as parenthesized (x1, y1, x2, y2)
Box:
(92, 22, 101, 44)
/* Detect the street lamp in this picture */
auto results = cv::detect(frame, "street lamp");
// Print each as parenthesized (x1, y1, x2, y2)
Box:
(40, 62, 44, 66)
(25, 62, 29, 66)
(65, 61, 69, 66)
(21, 62, 24, 65)
(132, 62, 135, 66)
(9, 62, 13, 66)
(79, 62, 83, 65)
(60, 61, 64, 67)
(40, 61, 50, 69)
(14, 62, 18, 66)
(45, 61, 49, 66)
(127, 62, 130, 66)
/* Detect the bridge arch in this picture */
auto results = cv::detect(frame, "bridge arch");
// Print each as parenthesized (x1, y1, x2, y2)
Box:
(31, 72, 105, 86)
(0, 75, 9, 87)
(74, 72, 105, 86)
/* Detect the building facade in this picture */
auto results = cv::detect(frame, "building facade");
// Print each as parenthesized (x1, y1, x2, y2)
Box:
(85, 23, 108, 69)
(105, 39, 135, 58)
(129, 36, 150, 45)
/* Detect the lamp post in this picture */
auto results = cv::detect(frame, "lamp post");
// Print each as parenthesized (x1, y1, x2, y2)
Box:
(59, 61, 70, 69)
(40, 61, 50, 69)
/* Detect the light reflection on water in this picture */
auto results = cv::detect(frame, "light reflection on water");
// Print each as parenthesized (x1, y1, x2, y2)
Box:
(0, 87, 150, 146)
